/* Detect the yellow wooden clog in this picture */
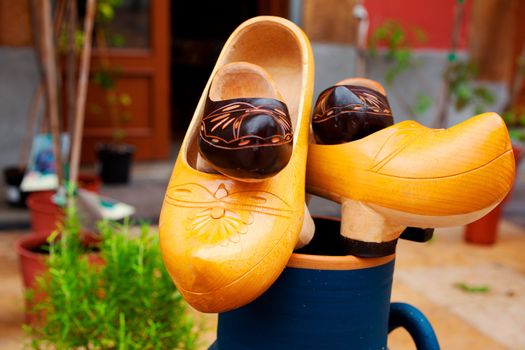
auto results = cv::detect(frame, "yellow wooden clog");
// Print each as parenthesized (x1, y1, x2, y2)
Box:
(159, 16, 314, 313)
(307, 110, 515, 246)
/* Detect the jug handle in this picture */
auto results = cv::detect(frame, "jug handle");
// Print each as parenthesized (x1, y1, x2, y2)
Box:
(388, 302, 440, 350)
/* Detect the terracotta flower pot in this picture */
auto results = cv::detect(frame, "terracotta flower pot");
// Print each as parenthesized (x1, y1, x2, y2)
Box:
(16, 232, 102, 324)
(26, 191, 64, 237)
(77, 173, 102, 193)
(210, 217, 439, 350)
(26, 174, 102, 237)
(464, 144, 523, 245)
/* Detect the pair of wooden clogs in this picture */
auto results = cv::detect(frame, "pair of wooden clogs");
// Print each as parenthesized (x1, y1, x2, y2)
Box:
(159, 16, 515, 313)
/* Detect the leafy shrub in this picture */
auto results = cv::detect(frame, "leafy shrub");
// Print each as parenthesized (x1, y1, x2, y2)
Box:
(25, 204, 197, 350)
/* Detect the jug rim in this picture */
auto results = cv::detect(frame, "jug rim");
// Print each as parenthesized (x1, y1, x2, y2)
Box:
(288, 215, 395, 270)
(287, 252, 394, 270)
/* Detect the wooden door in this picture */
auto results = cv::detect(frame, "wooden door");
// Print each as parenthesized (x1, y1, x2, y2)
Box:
(169, 0, 289, 134)
(81, 0, 170, 163)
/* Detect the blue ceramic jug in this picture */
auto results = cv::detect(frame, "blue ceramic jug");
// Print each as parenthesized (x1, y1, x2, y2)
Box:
(210, 217, 439, 350)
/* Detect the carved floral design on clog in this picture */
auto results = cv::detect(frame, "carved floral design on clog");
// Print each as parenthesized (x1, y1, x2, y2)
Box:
(164, 183, 292, 245)
(186, 208, 253, 246)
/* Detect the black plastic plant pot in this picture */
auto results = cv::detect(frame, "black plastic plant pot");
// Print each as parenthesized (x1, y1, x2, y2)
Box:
(3, 166, 28, 208)
(96, 144, 134, 184)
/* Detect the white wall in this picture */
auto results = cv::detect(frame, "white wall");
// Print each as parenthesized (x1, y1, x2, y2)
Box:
(0, 48, 39, 169)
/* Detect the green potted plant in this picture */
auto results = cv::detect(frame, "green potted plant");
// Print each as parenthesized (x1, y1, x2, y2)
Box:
(17, 187, 100, 323)
(91, 0, 135, 184)
(368, 20, 433, 120)
(22, 198, 198, 348)
(93, 82, 135, 184)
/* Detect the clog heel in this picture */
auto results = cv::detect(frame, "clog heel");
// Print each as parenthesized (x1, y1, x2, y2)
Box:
(307, 78, 515, 257)
(159, 16, 314, 313)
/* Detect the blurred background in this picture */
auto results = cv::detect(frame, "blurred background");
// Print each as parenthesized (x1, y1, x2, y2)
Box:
(1, 0, 524, 225)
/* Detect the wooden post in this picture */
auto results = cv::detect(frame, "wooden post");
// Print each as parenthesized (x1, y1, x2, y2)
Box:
(20, 0, 67, 169)
(40, 0, 63, 184)
(66, 0, 77, 136)
(69, 0, 96, 186)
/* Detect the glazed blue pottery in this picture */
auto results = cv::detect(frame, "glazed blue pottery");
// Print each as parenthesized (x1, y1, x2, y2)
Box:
(210, 217, 439, 350)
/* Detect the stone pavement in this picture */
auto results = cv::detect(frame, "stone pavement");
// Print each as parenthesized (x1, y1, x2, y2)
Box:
(2, 222, 525, 349)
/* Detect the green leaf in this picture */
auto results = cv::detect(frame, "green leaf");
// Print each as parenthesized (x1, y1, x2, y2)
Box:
(454, 282, 490, 293)
(385, 68, 397, 85)
(453, 83, 472, 111)
(413, 93, 433, 115)
(112, 128, 126, 142)
(519, 115, 525, 127)
(75, 30, 84, 51)
(98, 3, 115, 22)
(93, 70, 115, 90)
(509, 128, 525, 142)
(112, 34, 125, 47)
(413, 27, 427, 44)
(456, 84, 471, 99)
(502, 111, 515, 124)
(394, 49, 411, 63)
(375, 26, 388, 39)
(119, 93, 132, 107)
(472, 87, 495, 104)
(390, 26, 405, 47)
